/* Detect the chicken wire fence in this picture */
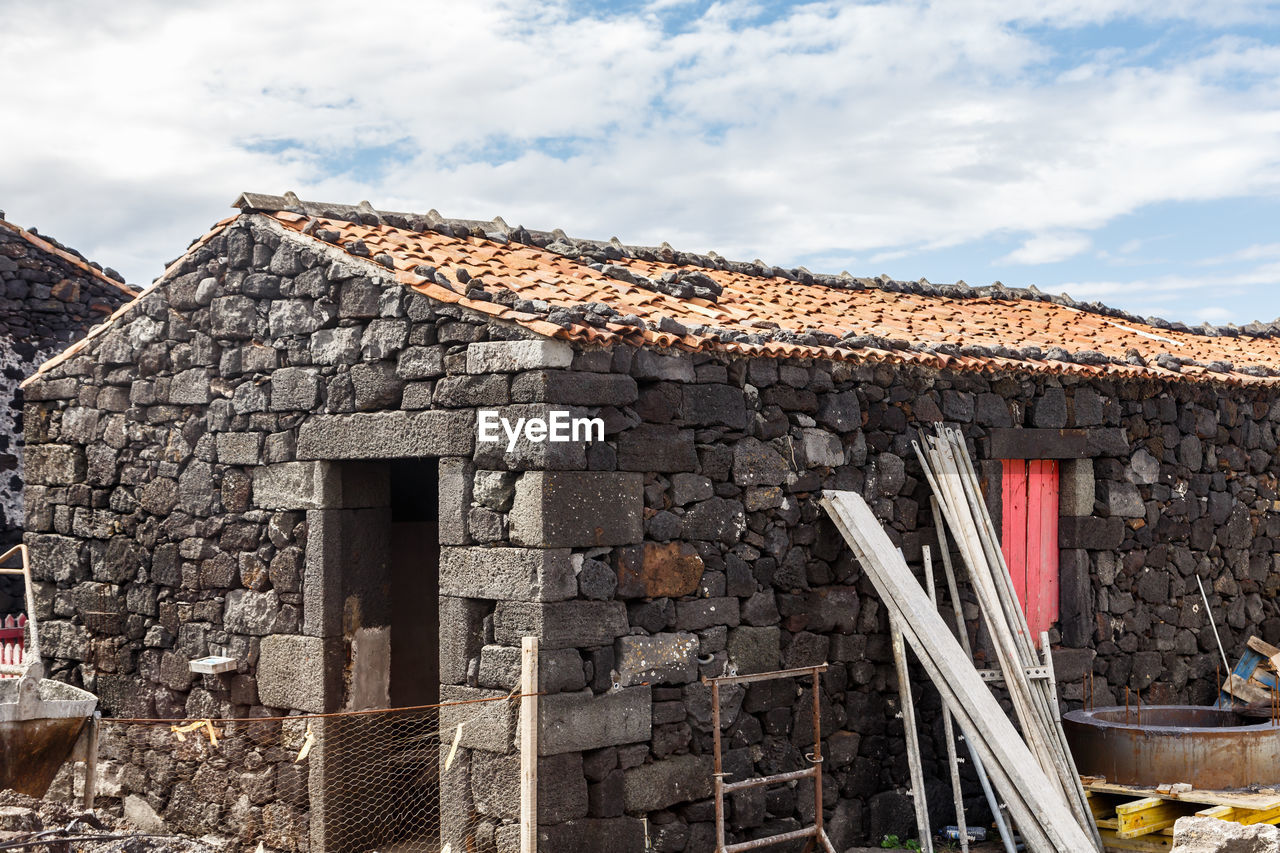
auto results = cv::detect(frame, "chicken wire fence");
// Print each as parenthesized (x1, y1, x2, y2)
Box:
(55, 694, 528, 853)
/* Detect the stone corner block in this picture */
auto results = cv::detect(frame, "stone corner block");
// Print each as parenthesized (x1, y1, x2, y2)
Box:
(493, 600, 629, 650)
(258, 634, 340, 713)
(539, 686, 652, 755)
(25, 444, 86, 486)
(440, 685, 517, 753)
(621, 753, 714, 812)
(440, 546, 576, 602)
(510, 471, 643, 547)
(467, 339, 574, 374)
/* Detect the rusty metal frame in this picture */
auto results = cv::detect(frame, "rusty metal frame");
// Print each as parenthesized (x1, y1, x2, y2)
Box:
(709, 664, 837, 853)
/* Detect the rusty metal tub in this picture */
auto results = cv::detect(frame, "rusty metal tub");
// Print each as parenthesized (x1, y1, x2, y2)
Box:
(1063, 705, 1280, 790)
(0, 544, 99, 797)
(0, 673, 97, 796)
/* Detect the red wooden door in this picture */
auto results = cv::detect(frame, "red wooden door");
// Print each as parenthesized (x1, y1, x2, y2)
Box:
(1000, 460, 1059, 636)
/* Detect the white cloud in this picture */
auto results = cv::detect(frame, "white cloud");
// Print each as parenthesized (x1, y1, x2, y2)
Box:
(3, 0, 1280, 289)
(997, 233, 1093, 265)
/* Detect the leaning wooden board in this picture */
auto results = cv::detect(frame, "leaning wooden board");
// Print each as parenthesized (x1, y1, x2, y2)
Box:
(821, 490, 1097, 852)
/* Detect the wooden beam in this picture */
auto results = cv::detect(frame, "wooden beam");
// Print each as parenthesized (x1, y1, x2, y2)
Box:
(1099, 828, 1174, 851)
(1115, 798, 1191, 838)
(520, 636, 539, 853)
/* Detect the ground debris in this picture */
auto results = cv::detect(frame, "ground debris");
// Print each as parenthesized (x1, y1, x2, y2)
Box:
(1172, 815, 1280, 852)
(0, 789, 216, 852)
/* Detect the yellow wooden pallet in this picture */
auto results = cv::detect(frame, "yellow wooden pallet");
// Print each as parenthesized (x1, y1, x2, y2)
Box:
(1085, 785, 1280, 852)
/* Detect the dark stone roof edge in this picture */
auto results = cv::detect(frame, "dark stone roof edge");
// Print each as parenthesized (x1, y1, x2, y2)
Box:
(0, 216, 136, 296)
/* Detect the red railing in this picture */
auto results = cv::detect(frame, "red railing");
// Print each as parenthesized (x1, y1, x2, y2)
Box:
(0, 613, 25, 676)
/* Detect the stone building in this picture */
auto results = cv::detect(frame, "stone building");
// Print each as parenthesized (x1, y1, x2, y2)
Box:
(20, 191, 1280, 850)
(0, 214, 133, 610)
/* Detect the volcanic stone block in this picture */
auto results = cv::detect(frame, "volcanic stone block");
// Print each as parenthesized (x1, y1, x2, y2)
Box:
(1059, 458, 1095, 516)
(539, 686, 652, 754)
(258, 634, 340, 712)
(210, 295, 257, 339)
(26, 533, 86, 582)
(621, 753, 714, 812)
(675, 597, 740, 631)
(615, 542, 705, 599)
(681, 497, 745, 544)
(614, 633, 698, 687)
(25, 445, 85, 485)
(440, 547, 577, 601)
(682, 384, 748, 429)
(440, 686, 518, 753)
(493, 600, 629, 650)
(170, 368, 211, 404)
(1104, 481, 1146, 518)
(801, 428, 844, 467)
(467, 339, 573, 373)
(537, 818, 647, 853)
(511, 371, 638, 406)
(509, 471, 643, 547)
(478, 644, 586, 693)
(632, 350, 695, 382)
(1060, 516, 1124, 549)
(816, 390, 860, 431)
(440, 596, 489, 685)
(617, 424, 697, 472)
(216, 432, 262, 466)
(224, 589, 282, 635)
(269, 367, 321, 411)
(733, 438, 788, 486)
(297, 410, 475, 459)
(727, 626, 781, 674)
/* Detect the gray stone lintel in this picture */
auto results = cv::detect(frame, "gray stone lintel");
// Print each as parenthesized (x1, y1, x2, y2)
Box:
(297, 410, 475, 460)
(439, 546, 577, 602)
(986, 427, 1129, 459)
(253, 460, 389, 510)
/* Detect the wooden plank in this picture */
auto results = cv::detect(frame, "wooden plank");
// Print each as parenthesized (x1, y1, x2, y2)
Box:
(930, 433, 1101, 848)
(890, 612, 933, 853)
(1115, 797, 1189, 838)
(946, 434, 1104, 850)
(520, 635, 539, 853)
(1247, 636, 1280, 659)
(1224, 672, 1272, 705)
(1099, 828, 1173, 852)
(988, 428, 1091, 459)
(822, 491, 1097, 852)
(1085, 780, 1280, 810)
(1002, 459, 1028, 615)
(1030, 461, 1059, 636)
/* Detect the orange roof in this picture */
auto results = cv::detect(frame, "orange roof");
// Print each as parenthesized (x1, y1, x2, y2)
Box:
(23, 193, 1280, 389)
(246, 195, 1280, 386)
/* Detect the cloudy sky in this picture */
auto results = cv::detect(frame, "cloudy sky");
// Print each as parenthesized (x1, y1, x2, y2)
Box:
(5, 0, 1280, 325)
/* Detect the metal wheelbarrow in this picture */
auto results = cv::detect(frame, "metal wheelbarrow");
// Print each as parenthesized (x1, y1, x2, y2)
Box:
(0, 544, 98, 796)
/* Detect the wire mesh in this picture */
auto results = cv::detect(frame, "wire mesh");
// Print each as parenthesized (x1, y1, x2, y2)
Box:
(71, 695, 526, 853)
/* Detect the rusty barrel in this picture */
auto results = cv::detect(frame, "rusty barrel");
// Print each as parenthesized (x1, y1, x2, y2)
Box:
(1063, 705, 1280, 790)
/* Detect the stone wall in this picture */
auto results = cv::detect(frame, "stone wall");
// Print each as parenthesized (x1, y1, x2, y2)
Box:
(21, 212, 1280, 850)
(0, 220, 132, 610)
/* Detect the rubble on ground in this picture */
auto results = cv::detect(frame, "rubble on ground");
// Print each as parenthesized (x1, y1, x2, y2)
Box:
(1173, 816, 1280, 852)
(0, 789, 217, 851)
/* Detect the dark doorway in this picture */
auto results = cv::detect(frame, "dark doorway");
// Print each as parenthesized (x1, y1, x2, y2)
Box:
(389, 458, 440, 707)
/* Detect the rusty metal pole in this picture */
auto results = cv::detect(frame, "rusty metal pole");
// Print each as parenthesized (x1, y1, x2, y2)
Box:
(713, 678, 725, 852)
(810, 667, 825, 847)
